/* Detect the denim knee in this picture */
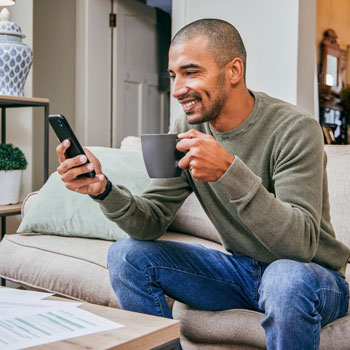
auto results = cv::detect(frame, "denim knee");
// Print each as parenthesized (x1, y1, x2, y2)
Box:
(258, 260, 315, 312)
(107, 237, 149, 267)
(107, 238, 148, 287)
(108, 238, 131, 268)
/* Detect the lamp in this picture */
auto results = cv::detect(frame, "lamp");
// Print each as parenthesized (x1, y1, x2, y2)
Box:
(0, 0, 33, 97)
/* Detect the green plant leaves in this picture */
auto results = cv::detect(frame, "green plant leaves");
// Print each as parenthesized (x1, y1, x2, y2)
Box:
(0, 143, 28, 170)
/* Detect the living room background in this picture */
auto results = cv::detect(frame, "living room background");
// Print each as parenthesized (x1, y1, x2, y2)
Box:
(3, 0, 349, 234)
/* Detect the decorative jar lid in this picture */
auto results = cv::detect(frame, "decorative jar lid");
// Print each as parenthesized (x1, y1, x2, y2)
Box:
(0, 20, 25, 39)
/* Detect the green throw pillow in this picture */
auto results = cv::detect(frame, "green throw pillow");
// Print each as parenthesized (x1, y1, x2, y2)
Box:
(17, 147, 150, 240)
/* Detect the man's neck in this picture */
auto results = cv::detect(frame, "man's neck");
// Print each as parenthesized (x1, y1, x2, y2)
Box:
(210, 89, 255, 132)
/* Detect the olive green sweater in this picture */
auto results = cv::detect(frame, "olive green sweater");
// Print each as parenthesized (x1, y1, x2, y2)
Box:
(96, 91, 350, 275)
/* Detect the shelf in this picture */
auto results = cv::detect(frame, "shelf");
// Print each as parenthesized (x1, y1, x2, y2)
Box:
(0, 203, 22, 217)
(0, 97, 49, 238)
(0, 96, 49, 108)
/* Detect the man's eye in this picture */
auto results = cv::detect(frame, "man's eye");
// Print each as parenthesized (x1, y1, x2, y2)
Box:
(186, 71, 197, 76)
(169, 75, 175, 80)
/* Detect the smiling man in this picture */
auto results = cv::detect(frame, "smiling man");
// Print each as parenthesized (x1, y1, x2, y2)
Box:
(56, 19, 350, 350)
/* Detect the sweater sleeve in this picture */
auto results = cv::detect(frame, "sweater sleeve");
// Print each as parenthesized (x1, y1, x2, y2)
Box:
(93, 118, 192, 240)
(217, 117, 325, 262)
(94, 173, 192, 240)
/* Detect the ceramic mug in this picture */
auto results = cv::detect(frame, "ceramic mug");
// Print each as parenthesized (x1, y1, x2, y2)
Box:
(141, 134, 184, 178)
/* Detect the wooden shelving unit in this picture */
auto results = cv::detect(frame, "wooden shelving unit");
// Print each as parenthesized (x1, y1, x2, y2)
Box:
(0, 203, 22, 216)
(0, 96, 50, 240)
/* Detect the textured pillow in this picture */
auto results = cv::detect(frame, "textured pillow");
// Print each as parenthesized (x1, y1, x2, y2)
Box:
(17, 147, 150, 240)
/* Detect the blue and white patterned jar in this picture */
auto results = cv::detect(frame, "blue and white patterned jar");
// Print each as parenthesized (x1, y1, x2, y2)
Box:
(0, 20, 33, 97)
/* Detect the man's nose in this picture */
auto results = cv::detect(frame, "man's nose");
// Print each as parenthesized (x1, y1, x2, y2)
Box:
(171, 77, 188, 99)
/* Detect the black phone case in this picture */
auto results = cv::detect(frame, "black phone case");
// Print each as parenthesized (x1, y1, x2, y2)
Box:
(48, 114, 96, 178)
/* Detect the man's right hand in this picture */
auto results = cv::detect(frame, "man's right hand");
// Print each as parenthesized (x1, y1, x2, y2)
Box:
(56, 139, 108, 196)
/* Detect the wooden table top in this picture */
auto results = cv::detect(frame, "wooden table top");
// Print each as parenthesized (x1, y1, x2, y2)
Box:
(2, 289, 180, 350)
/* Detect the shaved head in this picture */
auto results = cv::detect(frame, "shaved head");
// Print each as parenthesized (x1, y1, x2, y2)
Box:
(171, 19, 246, 78)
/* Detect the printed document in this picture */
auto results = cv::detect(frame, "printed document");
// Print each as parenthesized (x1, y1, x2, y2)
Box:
(0, 289, 123, 350)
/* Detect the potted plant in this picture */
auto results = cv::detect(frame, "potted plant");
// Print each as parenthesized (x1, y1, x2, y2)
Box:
(0, 143, 27, 205)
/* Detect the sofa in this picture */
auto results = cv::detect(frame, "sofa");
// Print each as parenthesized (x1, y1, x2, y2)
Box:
(0, 139, 350, 350)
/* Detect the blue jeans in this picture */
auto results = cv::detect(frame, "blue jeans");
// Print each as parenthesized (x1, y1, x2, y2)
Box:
(107, 238, 349, 350)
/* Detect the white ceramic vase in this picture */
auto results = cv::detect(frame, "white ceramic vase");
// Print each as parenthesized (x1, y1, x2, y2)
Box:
(0, 17, 33, 97)
(0, 169, 22, 205)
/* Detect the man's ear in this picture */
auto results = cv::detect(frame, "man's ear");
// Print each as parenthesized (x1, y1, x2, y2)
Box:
(227, 58, 244, 85)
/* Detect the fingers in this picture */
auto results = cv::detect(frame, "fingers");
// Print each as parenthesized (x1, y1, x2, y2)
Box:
(56, 139, 70, 163)
(64, 176, 101, 193)
(176, 129, 212, 153)
(57, 153, 89, 175)
(58, 160, 94, 182)
(178, 150, 193, 170)
(177, 129, 203, 139)
(56, 141, 106, 195)
(176, 129, 234, 181)
(84, 148, 102, 174)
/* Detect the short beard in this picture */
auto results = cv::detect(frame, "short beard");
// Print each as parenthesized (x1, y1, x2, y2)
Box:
(187, 70, 227, 125)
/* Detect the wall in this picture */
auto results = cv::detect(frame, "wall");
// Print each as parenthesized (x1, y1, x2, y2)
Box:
(171, 0, 317, 125)
(33, 0, 76, 190)
(297, 0, 318, 116)
(3, 1, 33, 233)
(316, 0, 350, 86)
(75, 0, 111, 148)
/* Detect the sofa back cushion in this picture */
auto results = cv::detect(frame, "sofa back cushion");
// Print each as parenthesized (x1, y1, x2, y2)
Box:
(325, 145, 350, 248)
(18, 147, 150, 240)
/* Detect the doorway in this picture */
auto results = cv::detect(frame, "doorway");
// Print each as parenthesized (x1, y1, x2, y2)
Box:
(75, 0, 172, 148)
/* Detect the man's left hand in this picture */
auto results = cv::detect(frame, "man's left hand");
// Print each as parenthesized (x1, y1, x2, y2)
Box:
(177, 129, 235, 182)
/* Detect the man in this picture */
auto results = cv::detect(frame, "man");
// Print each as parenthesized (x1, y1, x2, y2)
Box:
(56, 19, 349, 350)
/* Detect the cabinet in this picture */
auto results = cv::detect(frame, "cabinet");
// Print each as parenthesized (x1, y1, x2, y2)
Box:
(0, 96, 50, 238)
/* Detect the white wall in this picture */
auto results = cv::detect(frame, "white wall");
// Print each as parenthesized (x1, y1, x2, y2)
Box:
(297, 0, 318, 116)
(75, 0, 111, 147)
(33, 0, 76, 190)
(171, 0, 316, 125)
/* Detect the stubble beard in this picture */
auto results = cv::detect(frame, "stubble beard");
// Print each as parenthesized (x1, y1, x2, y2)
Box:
(186, 71, 228, 125)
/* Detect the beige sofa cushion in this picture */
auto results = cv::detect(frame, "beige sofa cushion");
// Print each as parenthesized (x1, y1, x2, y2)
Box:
(0, 233, 119, 307)
(170, 193, 221, 244)
(173, 302, 350, 350)
(325, 145, 350, 248)
(0, 230, 225, 306)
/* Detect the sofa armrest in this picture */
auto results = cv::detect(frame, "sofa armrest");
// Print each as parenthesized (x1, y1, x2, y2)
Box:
(21, 191, 39, 218)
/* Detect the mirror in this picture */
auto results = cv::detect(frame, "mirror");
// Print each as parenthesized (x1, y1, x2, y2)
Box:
(326, 54, 338, 86)
(318, 29, 345, 93)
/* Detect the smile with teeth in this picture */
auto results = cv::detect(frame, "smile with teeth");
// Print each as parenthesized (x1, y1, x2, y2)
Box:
(183, 100, 197, 108)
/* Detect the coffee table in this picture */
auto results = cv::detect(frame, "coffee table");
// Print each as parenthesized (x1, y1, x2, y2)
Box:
(2, 289, 180, 350)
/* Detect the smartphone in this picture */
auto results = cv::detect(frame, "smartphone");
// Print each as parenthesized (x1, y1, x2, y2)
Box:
(48, 114, 96, 178)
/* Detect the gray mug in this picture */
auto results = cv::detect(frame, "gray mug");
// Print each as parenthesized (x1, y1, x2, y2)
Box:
(141, 134, 184, 178)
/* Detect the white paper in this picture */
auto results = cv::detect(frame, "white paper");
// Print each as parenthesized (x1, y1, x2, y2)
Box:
(0, 299, 82, 320)
(0, 289, 53, 301)
(0, 290, 124, 349)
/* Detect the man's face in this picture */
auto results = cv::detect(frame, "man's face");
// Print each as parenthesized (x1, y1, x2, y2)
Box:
(168, 36, 229, 124)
